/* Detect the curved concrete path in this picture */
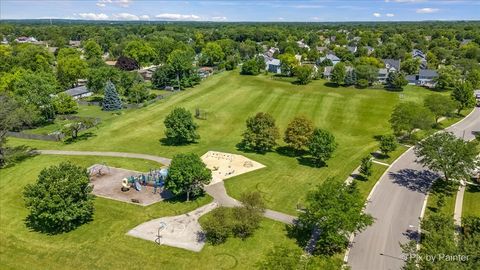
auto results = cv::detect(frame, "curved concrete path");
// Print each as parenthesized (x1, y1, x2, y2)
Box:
(347, 107, 480, 270)
(37, 150, 172, 165)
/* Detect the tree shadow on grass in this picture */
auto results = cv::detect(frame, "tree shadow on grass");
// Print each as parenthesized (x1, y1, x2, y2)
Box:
(352, 173, 368, 182)
(1, 145, 38, 169)
(297, 156, 326, 168)
(323, 82, 339, 88)
(159, 137, 198, 146)
(63, 132, 96, 144)
(370, 151, 388, 160)
(234, 142, 269, 155)
(276, 146, 307, 158)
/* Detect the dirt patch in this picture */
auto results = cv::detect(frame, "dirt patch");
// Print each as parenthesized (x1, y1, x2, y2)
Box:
(89, 165, 172, 206)
(201, 151, 265, 186)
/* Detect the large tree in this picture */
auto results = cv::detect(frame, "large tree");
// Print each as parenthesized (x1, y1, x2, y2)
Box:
(53, 93, 78, 115)
(294, 65, 313, 85)
(435, 65, 461, 90)
(165, 153, 211, 201)
(56, 48, 88, 88)
(278, 53, 299, 76)
(424, 94, 457, 123)
(163, 107, 199, 144)
(292, 180, 373, 255)
(23, 162, 94, 234)
(0, 93, 36, 167)
(283, 115, 314, 152)
(83, 39, 103, 63)
(241, 112, 280, 152)
(386, 71, 408, 91)
(200, 42, 224, 66)
(331, 62, 346, 86)
(123, 40, 156, 66)
(390, 102, 434, 136)
(415, 132, 478, 182)
(451, 82, 475, 114)
(355, 65, 378, 86)
(308, 128, 337, 167)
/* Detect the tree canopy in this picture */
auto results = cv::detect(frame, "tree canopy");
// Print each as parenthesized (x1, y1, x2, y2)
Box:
(163, 107, 200, 144)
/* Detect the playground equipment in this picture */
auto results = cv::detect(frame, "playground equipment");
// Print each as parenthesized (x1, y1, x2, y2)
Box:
(89, 163, 110, 177)
(155, 222, 167, 245)
(121, 168, 169, 193)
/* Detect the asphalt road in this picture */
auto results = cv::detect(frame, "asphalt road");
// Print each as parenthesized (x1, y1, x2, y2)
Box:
(347, 106, 480, 270)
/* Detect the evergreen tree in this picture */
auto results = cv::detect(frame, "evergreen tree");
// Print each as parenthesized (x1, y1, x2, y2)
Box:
(359, 155, 373, 179)
(331, 62, 346, 86)
(102, 81, 122, 111)
(386, 71, 408, 91)
(344, 69, 357, 86)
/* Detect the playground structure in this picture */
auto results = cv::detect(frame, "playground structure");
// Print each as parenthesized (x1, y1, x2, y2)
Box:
(201, 151, 266, 185)
(89, 164, 172, 206)
(121, 168, 168, 194)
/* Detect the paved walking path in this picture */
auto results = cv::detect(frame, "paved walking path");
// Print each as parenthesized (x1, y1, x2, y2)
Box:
(36, 150, 172, 165)
(347, 107, 480, 270)
(454, 185, 466, 228)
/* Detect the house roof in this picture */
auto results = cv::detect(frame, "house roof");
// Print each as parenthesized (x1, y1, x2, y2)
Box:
(320, 53, 340, 62)
(378, 68, 388, 75)
(64, 85, 91, 97)
(382, 59, 401, 71)
(406, 75, 417, 82)
(419, 69, 438, 77)
(267, 58, 281, 66)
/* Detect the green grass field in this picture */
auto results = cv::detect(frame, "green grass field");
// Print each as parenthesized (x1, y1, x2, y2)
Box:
(0, 155, 299, 270)
(9, 71, 441, 214)
(463, 185, 480, 218)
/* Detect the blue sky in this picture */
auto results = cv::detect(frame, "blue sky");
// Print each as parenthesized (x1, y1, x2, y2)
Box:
(1, 0, 479, 21)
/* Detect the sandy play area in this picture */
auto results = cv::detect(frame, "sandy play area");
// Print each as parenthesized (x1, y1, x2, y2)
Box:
(89, 164, 172, 206)
(201, 151, 265, 186)
(127, 202, 219, 252)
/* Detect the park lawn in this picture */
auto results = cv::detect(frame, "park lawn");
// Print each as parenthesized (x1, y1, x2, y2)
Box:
(0, 155, 297, 270)
(354, 163, 389, 200)
(424, 180, 458, 218)
(462, 185, 480, 218)
(8, 71, 440, 214)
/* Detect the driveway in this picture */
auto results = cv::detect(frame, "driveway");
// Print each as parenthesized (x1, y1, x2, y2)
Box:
(347, 107, 480, 270)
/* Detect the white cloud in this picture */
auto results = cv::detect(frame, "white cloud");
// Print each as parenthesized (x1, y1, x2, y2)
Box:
(78, 13, 109, 20)
(113, 13, 139, 20)
(386, 13, 395, 17)
(139, 15, 150, 20)
(373, 12, 382, 17)
(155, 13, 201, 20)
(96, 0, 131, 8)
(416, 7, 440, 13)
(211, 16, 227, 21)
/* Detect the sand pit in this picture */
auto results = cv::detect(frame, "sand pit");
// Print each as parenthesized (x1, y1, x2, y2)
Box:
(127, 202, 219, 252)
(89, 165, 172, 206)
(201, 151, 265, 186)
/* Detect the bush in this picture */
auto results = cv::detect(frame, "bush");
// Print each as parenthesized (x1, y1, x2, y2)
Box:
(201, 192, 264, 244)
(356, 79, 369, 88)
(379, 134, 398, 156)
(201, 207, 232, 245)
(23, 162, 94, 234)
(53, 93, 78, 114)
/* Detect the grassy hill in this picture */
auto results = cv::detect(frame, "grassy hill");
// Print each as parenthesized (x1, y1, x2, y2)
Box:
(8, 71, 439, 214)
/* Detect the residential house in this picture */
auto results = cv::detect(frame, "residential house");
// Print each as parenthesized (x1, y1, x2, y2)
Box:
(382, 59, 401, 73)
(138, 66, 158, 81)
(265, 47, 279, 58)
(64, 85, 93, 100)
(377, 68, 389, 83)
(297, 40, 310, 51)
(418, 69, 438, 87)
(365, 46, 375, 55)
(316, 46, 328, 53)
(295, 54, 302, 63)
(412, 49, 428, 69)
(69, 40, 81, 47)
(197, 67, 214, 79)
(264, 57, 281, 74)
(14, 36, 38, 43)
(318, 53, 341, 66)
(1, 37, 8, 44)
(406, 74, 418, 85)
(323, 66, 334, 80)
(347, 46, 357, 54)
